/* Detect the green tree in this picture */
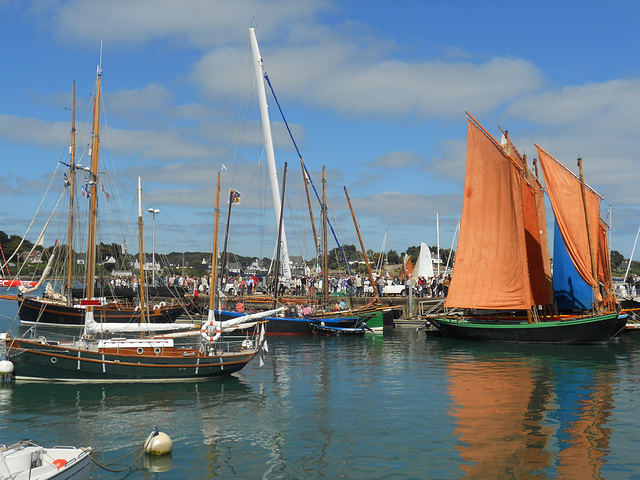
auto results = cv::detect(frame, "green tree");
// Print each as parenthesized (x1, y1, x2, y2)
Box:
(404, 245, 420, 264)
(610, 250, 624, 269)
(387, 249, 400, 264)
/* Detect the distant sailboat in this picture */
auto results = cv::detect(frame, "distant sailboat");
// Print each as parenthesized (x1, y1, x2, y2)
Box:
(412, 242, 434, 280)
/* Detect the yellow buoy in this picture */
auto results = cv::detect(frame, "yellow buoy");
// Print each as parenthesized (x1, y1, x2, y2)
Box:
(144, 429, 172, 456)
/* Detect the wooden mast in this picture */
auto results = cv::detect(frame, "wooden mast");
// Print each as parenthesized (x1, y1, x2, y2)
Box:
(322, 166, 329, 304)
(577, 157, 599, 311)
(300, 156, 320, 262)
(344, 186, 379, 305)
(136, 177, 147, 324)
(85, 65, 101, 309)
(209, 172, 221, 314)
(219, 188, 234, 292)
(66, 81, 76, 304)
(272, 162, 288, 309)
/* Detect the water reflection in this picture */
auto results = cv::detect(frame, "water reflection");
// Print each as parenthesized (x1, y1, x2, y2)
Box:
(437, 339, 621, 479)
(0, 377, 254, 477)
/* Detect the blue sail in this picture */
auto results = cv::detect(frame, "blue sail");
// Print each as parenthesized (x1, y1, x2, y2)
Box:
(552, 220, 593, 310)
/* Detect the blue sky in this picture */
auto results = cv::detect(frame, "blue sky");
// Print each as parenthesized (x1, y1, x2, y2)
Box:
(1, 0, 639, 263)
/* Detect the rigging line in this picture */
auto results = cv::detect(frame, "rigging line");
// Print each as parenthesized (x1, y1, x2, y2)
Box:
(0, 91, 72, 230)
(445, 220, 460, 271)
(263, 73, 352, 275)
(326, 200, 352, 267)
(1, 162, 65, 272)
(20, 188, 66, 261)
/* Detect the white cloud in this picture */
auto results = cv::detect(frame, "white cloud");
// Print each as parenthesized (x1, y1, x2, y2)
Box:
(505, 78, 640, 205)
(43, 0, 333, 47)
(369, 151, 422, 169)
(192, 37, 545, 121)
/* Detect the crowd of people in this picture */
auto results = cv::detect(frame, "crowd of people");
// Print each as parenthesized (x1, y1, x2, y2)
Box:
(218, 272, 452, 298)
(103, 271, 452, 299)
(625, 274, 640, 298)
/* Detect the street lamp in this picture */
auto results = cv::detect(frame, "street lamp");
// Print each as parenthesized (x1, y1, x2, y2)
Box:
(148, 208, 160, 286)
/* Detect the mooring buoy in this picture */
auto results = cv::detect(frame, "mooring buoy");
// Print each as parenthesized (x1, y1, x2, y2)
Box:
(144, 428, 172, 456)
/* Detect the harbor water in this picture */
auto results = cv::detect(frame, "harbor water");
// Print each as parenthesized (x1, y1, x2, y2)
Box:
(2, 298, 640, 479)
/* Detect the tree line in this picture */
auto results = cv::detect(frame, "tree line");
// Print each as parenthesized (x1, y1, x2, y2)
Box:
(2, 229, 636, 277)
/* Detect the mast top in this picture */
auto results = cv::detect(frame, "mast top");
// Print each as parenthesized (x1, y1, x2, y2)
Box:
(97, 41, 103, 76)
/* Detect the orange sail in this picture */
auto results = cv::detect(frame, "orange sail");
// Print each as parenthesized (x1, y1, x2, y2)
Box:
(404, 255, 414, 279)
(446, 117, 552, 310)
(535, 145, 604, 302)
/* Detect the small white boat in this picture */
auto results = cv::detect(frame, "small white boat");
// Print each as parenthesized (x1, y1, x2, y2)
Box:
(0, 440, 91, 480)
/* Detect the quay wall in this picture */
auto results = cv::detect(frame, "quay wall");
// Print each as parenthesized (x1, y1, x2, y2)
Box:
(189, 294, 444, 326)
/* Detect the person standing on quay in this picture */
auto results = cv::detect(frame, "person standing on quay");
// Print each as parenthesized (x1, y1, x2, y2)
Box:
(355, 274, 363, 297)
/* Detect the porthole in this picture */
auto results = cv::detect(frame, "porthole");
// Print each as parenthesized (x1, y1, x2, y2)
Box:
(51, 357, 57, 364)
(154, 347, 161, 354)
(137, 348, 144, 354)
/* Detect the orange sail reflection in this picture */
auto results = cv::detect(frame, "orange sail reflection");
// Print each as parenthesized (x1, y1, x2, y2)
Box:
(446, 353, 614, 479)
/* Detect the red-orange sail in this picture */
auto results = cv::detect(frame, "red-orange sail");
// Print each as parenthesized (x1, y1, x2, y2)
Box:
(404, 255, 414, 279)
(535, 145, 603, 302)
(446, 117, 552, 310)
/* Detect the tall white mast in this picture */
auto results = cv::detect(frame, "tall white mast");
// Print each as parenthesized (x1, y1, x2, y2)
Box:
(436, 212, 440, 277)
(249, 27, 292, 279)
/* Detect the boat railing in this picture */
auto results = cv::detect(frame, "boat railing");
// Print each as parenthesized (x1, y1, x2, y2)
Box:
(418, 299, 446, 317)
(214, 337, 255, 353)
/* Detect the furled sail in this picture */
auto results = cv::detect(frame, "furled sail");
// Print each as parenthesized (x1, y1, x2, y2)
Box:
(18, 243, 60, 295)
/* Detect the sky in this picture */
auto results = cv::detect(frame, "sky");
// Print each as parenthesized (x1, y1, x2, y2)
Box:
(1, 0, 640, 264)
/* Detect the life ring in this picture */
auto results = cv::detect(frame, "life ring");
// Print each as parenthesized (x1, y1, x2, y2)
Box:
(201, 320, 221, 343)
(153, 304, 160, 310)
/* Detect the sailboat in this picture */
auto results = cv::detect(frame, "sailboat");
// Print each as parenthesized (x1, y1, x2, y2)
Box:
(428, 113, 626, 344)
(212, 29, 364, 335)
(412, 242, 434, 280)
(1, 64, 267, 382)
(12, 81, 192, 328)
